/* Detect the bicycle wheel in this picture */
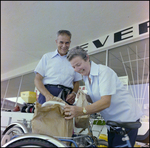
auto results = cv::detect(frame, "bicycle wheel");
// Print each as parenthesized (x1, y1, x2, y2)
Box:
(97, 139, 108, 147)
(1, 126, 24, 146)
(5, 138, 58, 147)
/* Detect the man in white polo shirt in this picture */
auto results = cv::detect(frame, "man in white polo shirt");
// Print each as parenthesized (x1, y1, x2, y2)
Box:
(34, 30, 82, 105)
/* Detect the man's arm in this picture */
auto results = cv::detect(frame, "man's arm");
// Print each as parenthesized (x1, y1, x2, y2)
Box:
(72, 81, 80, 94)
(66, 81, 80, 104)
(34, 73, 54, 101)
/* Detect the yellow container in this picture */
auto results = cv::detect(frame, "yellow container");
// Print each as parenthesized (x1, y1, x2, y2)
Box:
(99, 134, 108, 141)
(21, 91, 36, 103)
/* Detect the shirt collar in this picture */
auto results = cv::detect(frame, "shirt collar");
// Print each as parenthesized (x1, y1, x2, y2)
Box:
(51, 49, 59, 58)
(89, 61, 99, 76)
(51, 49, 67, 58)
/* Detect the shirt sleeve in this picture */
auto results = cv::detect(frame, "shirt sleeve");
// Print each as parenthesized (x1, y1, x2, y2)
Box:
(34, 54, 47, 77)
(98, 66, 117, 96)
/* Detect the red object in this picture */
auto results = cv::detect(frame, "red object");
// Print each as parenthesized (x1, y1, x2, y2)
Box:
(13, 105, 20, 111)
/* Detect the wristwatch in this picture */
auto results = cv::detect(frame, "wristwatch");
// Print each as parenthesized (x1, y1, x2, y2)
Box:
(83, 107, 87, 114)
(72, 91, 77, 96)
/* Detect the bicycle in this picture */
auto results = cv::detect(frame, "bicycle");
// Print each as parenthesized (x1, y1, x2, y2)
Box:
(1, 103, 103, 147)
(1, 118, 99, 147)
(1, 100, 142, 148)
(1, 116, 143, 147)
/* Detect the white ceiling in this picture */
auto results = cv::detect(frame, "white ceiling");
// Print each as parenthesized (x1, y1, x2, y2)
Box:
(1, 1, 149, 76)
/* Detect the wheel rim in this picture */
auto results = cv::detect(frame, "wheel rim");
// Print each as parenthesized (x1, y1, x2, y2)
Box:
(1, 127, 24, 146)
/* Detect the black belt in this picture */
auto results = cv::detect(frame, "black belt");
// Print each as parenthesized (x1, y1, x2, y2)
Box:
(45, 84, 72, 91)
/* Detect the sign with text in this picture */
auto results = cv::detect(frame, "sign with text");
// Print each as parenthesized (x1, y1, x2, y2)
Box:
(79, 20, 149, 54)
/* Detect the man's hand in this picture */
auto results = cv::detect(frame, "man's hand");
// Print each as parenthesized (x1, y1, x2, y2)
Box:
(45, 94, 54, 102)
(66, 93, 76, 104)
(34, 73, 54, 102)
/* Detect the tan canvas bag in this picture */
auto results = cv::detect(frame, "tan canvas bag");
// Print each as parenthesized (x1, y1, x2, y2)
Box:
(32, 97, 73, 137)
(75, 89, 90, 128)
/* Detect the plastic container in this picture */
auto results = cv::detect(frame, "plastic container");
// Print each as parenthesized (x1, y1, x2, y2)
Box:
(21, 91, 36, 103)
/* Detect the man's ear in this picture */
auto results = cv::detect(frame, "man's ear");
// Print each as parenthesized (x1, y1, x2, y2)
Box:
(55, 39, 58, 44)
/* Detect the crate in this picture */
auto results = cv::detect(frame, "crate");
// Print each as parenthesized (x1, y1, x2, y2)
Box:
(21, 91, 36, 103)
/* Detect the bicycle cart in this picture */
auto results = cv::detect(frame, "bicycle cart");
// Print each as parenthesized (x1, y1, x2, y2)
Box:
(1, 120, 100, 147)
(1, 119, 142, 147)
(1, 100, 142, 147)
(1, 101, 108, 147)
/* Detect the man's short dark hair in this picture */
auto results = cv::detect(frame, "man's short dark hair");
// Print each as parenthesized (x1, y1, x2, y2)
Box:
(56, 30, 72, 39)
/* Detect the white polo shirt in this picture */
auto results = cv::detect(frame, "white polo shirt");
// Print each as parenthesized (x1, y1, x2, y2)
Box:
(34, 49, 82, 89)
(83, 61, 143, 122)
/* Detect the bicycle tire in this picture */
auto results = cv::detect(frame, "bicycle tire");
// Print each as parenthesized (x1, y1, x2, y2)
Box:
(97, 139, 108, 147)
(1, 126, 24, 145)
(4, 126, 24, 135)
(6, 138, 58, 147)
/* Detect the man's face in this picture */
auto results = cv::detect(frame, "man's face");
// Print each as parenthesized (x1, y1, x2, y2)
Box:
(55, 34, 71, 56)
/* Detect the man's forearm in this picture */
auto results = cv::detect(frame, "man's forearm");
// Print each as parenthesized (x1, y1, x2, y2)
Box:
(34, 78, 53, 100)
(66, 81, 80, 103)
(72, 81, 80, 94)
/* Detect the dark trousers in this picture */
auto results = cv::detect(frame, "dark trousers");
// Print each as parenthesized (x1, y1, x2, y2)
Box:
(107, 120, 139, 147)
(38, 84, 72, 105)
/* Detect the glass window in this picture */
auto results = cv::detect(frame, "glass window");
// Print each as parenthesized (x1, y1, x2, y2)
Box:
(108, 38, 149, 116)
(89, 51, 106, 65)
(1, 80, 9, 99)
(1, 72, 36, 109)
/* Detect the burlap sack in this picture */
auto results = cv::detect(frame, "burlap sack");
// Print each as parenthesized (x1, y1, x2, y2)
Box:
(31, 97, 73, 137)
(75, 89, 90, 128)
